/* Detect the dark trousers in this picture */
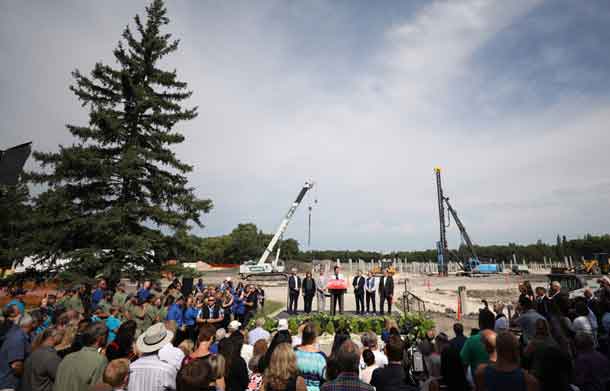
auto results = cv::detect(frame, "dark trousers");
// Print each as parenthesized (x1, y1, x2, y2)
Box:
(355, 291, 365, 314)
(366, 291, 376, 313)
(380, 295, 392, 314)
(304, 293, 314, 313)
(288, 290, 299, 314)
(330, 292, 344, 315)
(243, 310, 255, 325)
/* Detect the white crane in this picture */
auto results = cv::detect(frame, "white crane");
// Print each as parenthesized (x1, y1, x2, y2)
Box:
(239, 181, 314, 279)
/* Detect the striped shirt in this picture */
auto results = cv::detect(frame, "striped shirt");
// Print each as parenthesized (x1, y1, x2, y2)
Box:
(129, 353, 177, 391)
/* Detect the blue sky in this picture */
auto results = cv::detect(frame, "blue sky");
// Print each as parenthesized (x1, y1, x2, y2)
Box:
(2, 0, 610, 252)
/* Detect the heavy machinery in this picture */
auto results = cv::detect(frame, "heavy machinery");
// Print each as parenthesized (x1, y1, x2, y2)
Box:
(371, 260, 397, 276)
(434, 168, 500, 275)
(578, 253, 609, 275)
(239, 181, 314, 279)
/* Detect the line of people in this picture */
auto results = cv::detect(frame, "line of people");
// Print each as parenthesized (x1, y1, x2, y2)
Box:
(287, 267, 395, 316)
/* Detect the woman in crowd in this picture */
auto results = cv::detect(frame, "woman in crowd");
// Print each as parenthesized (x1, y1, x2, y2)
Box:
(262, 343, 307, 391)
(259, 325, 292, 372)
(295, 323, 326, 391)
(106, 320, 138, 361)
(382, 318, 399, 344)
(221, 291, 235, 330)
(219, 335, 249, 391)
(183, 296, 199, 342)
(248, 355, 265, 391)
(523, 319, 558, 370)
(325, 328, 351, 381)
(183, 324, 216, 366)
(232, 288, 246, 324)
(359, 349, 378, 384)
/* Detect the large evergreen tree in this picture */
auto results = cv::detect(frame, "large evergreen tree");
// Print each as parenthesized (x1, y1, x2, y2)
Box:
(29, 0, 211, 278)
(0, 184, 31, 271)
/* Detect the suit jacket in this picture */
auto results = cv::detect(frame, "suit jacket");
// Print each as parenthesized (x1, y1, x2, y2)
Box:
(378, 276, 394, 297)
(303, 277, 316, 295)
(315, 275, 327, 293)
(352, 275, 365, 294)
(288, 275, 301, 293)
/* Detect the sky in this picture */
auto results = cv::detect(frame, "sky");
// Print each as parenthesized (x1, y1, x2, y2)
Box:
(2, 0, 610, 252)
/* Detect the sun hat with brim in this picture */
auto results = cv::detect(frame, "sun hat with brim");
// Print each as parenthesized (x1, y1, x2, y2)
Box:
(136, 323, 174, 354)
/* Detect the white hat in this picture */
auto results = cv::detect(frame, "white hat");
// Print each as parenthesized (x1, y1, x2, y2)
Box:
(278, 318, 289, 331)
(136, 323, 174, 354)
(226, 277, 232, 282)
(228, 320, 241, 330)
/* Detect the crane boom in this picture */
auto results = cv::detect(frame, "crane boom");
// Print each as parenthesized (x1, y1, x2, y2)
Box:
(443, 197, 478, 261)
(257, 181, 314, 267)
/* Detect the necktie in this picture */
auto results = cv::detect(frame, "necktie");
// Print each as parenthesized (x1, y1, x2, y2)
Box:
(335, 274, 339, 280)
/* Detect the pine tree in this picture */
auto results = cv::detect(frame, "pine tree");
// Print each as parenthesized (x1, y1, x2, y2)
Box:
(29, 0, 212, 279)
(0, 183, 31, 270)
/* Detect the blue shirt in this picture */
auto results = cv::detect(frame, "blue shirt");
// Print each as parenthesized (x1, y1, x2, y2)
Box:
(166, 303, 184, 327)
(210, 342, 219, 354)
(0, 325, 30, 389)
(105, 315, 122, 343)
(184, 306, 198, 327)
(92, 288, 104, 307)
(137, 288, 151, 303)
(232, 294, 245, 315)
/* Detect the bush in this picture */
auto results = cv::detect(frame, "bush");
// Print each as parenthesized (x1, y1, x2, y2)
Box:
(246, 312, 434, 338)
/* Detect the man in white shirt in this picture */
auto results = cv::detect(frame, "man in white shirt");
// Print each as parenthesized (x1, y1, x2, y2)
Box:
(248, 318, 270, 345)
(364, 271, 378, 314)
(288, 268, 301, 315)
(129, 323, 178, 391)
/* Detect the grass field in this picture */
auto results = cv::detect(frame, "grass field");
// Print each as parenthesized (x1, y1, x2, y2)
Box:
(259, 299, 284, 317)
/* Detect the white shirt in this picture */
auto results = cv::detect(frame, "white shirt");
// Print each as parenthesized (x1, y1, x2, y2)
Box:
(359, 349, 388, 369)
(360, 364, 379, 384)
(158, 343, 185, 372)
(241, 343, 254, 367)
(129, 353, 177, 391)
(365, 277, 378, 292)
(248, 327, 270, 345)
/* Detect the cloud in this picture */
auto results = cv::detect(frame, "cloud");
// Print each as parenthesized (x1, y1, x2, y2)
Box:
(2, 0, 610, 251)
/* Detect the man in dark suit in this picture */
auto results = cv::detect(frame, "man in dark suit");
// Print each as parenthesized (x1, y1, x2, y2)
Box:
(352, 270, 366, 315)
(378, 269, 394, 315)
(370, 335, 415, 391)
(288, 268, 301, 314)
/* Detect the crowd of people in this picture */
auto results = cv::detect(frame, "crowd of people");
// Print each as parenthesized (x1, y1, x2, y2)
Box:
(0, 275, 610, 391)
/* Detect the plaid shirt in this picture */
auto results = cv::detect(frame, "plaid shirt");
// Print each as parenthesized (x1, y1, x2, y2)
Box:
(321, 373, 374, 391)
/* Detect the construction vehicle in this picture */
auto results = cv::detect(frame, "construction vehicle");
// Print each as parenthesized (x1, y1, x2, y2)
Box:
(434, 168, 501, 275)
(239, 181, 314, 279)
(371, 260, 397, 276)
(579, 253, 609, 275)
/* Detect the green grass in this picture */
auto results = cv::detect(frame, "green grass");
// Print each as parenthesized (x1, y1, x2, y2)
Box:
(258, 299, 283, 317)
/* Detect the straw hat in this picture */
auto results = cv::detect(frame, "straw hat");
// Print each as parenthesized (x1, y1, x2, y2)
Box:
(136, 323, 174, 354)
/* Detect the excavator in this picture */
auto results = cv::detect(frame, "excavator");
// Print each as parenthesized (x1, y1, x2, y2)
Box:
(434, 168, 501, 276)
(239, 181, 314, 280)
